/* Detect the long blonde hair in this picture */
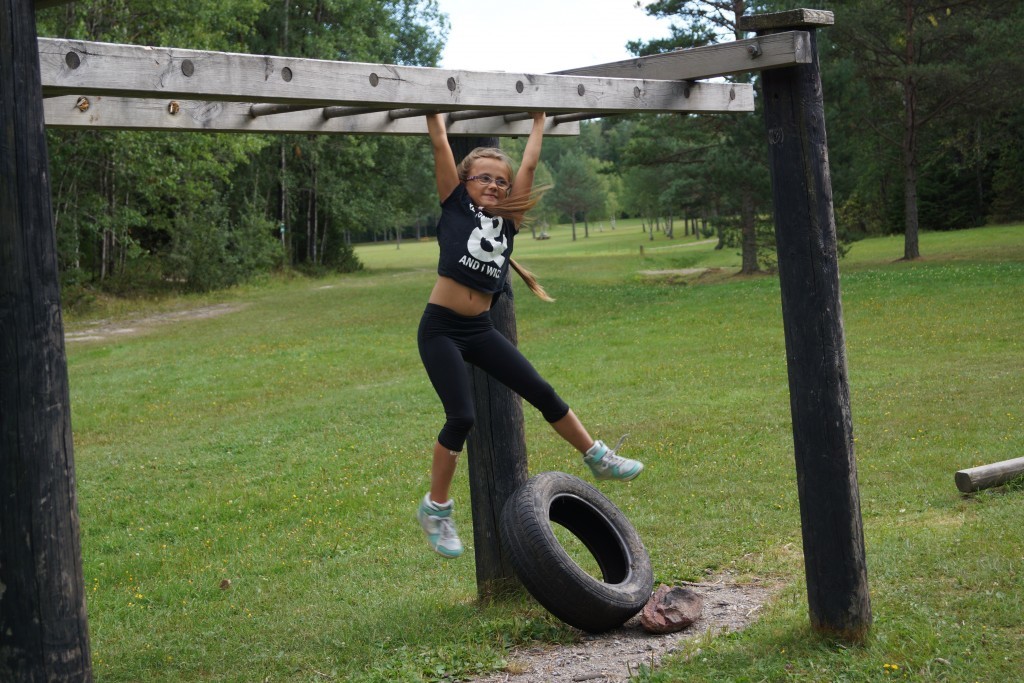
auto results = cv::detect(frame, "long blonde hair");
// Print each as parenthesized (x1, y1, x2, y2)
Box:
(458, 148, 554, 302)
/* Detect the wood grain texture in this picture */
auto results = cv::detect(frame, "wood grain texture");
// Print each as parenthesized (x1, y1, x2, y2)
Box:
(38, 38, 753, 114)
(955, 457, 1024, 493)
(1, 2, 92, 680)
(42, 95, 583, 136)
(758, 23, 871, 643)
(558, 31, 812, 80)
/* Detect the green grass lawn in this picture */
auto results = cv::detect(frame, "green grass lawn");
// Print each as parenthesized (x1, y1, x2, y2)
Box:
(65, 223, 1023, 681)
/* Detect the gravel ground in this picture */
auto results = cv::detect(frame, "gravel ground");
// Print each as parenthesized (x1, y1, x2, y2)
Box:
(471, 573, 781, 683)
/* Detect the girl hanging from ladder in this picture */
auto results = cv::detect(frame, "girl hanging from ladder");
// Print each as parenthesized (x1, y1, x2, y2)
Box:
(416, 111, 644, 558)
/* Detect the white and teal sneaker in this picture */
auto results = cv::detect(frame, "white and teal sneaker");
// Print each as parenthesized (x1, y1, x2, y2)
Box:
(584, 436, 644, 481)
(417, 494, 464, 559)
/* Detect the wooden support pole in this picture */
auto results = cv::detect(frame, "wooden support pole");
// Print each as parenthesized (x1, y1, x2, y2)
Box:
(955, 457, 1024, 493)
(449, 136, 529, 600)
(0, 1, 92, 679)
(740, 8, 872, 643)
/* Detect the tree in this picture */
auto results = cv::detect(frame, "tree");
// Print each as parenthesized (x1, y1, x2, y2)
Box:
(633, 0, 775, 273)
(550, 151, 606, 241)
(829, 0, 1024, 259)
(246, 0, 445, 267)
(37, 0, 448, 292)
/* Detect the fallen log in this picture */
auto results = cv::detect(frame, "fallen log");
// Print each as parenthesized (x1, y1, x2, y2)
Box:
(955, 457, 1024, 493)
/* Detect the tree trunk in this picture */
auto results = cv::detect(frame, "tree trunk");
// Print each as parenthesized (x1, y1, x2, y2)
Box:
(0, 1, 93, 678)
(279, 144, 289, 263)
(741, 188, 758, 273)
(901, 78, 920, 260)
(901, 0, 920, 260)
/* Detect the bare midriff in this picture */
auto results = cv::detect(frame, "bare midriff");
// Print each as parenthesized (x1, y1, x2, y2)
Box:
(428, 276, 493, 317)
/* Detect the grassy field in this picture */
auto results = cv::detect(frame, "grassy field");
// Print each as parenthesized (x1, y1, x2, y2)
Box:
(65, 221, 1023, 681)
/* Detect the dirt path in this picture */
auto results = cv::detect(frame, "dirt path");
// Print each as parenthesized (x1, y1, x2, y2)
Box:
(472, 573, 781, 683)
(64, 303, 245, 343)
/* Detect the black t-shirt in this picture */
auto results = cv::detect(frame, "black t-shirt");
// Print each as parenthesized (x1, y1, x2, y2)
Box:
(435, 184, 515, 295)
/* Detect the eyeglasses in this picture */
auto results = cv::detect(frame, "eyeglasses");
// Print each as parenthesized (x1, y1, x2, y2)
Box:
(466, 174, 511, 190)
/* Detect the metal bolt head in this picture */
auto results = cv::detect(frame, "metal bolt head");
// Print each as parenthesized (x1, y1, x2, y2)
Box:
(168, 101, 180, 115)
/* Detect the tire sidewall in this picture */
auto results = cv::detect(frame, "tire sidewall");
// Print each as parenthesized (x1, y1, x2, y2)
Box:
(500, 471, 653, 632)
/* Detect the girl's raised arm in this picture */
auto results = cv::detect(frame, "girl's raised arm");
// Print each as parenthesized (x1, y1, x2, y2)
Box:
(426, 114, 460, 202)
(509, 112, 546, 202)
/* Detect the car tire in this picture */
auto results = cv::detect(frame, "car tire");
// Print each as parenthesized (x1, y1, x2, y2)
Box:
(499, 471, 653, 633)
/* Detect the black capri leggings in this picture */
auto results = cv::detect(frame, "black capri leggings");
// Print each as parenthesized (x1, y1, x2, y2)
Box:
(418, 303, 570, 452)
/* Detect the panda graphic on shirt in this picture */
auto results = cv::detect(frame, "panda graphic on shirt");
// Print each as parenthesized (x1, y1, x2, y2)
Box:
(457, 202, 508, 280)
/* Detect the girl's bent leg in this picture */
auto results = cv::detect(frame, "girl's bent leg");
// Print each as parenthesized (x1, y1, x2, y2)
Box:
(550, 409, 595, 454)
(430, 441, 459, 504)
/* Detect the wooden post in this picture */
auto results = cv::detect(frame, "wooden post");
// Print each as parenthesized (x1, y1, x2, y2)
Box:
(449, 136, 528, 599)
(1, 1, 93, 679)
(739, 9, 872, 643)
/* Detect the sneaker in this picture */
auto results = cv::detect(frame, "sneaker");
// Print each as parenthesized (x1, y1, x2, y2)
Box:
(584, 435, 644, 481)
(417, 494, 464, 558)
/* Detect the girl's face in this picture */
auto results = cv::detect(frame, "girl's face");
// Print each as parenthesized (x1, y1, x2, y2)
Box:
(464, 158, 511, 209)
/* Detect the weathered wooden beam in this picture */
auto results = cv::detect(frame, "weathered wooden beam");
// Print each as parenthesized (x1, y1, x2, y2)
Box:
(738, 8, 834, 32)
(558, 31, 813, 80)
(38, 38, 754, 114)
(955, 457, 1024, 493)
(42, 95, 582, 136)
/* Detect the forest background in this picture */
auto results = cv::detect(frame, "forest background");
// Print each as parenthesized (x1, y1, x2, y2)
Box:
(36, 0, 1024, 305)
